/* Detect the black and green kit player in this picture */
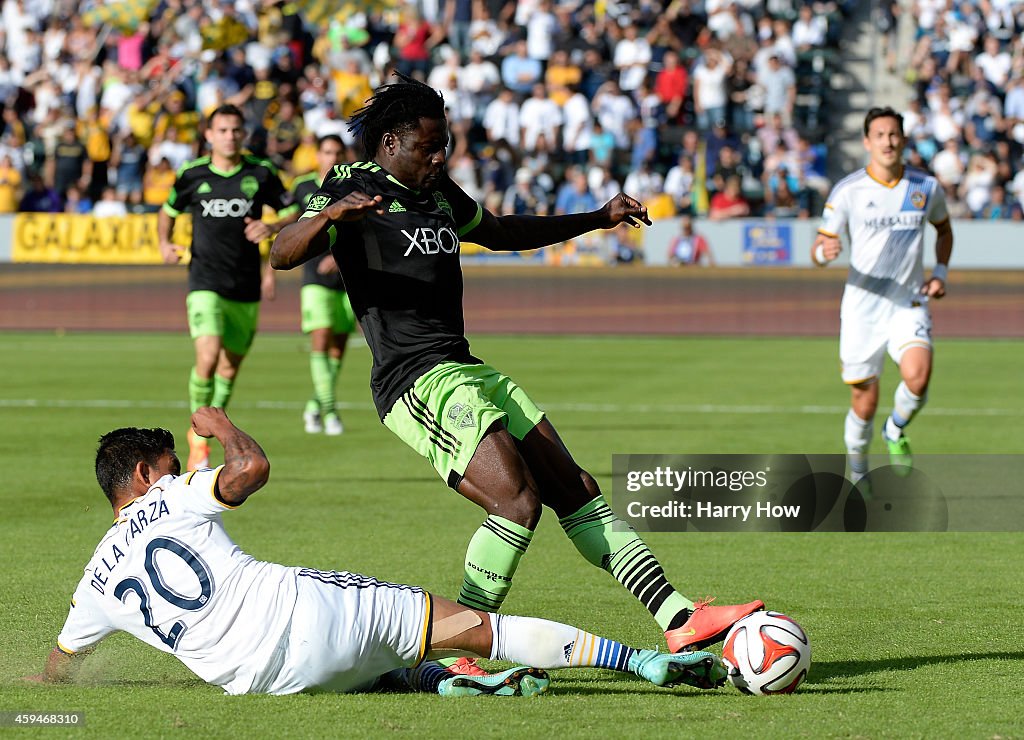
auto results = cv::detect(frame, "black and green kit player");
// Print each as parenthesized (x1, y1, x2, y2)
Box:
(291, 134, 357, 435)
(271, 75, 763, 667)
(159, 104, 299, 470)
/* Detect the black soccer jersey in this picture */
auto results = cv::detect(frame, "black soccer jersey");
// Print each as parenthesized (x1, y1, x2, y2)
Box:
(293, 172, 345, 292)
(164, 154, 297, 302)
(300, 161, 485, 418)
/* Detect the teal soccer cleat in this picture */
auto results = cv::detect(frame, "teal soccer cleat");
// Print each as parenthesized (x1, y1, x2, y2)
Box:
(438, 666, 550, 697)
(628, 649, 728, 689)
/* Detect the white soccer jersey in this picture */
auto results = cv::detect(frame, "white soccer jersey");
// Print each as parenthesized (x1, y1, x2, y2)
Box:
(57, 468, 300, 695)
(819, 166, 949, 319)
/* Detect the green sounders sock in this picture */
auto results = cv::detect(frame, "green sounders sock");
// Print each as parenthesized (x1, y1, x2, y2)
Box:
(328, 353, 342, 384)
(559, 496, 693, 631)
(310, 351, 335, 416)
(458, 515, 534, 612)
(211, 374, 234, 409)
(188, 368, 214, 413)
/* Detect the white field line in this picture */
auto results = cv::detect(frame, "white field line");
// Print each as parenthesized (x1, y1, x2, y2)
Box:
(0, 399, 1019, 417)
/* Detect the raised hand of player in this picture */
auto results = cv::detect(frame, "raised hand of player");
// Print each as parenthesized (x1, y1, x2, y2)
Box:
(191, 406, 232, 440)
(323, 191, 385, 222)
(159, 240, 184, 264)
(600, 193, 653, 229)
(244, 217, 273, 243)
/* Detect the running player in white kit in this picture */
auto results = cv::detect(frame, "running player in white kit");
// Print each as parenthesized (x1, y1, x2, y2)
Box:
(811, 107, 954, 487)
(27, 408, 726, 697)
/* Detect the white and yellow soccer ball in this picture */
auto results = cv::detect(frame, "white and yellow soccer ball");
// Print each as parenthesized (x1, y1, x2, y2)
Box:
(721, 611, 811, 695)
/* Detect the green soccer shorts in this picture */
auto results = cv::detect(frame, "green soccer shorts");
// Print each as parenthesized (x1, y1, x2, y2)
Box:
(300, 284, 357, 334)
(186, 291, 259, 356)
(383, 362, 546, 489)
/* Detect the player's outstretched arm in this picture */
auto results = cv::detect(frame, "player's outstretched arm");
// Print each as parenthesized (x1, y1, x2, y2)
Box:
(24, 647, 85, 684)
(468, 193, 652, 252)
(190, 407, 270, 506)
(271, 192, 384, 270)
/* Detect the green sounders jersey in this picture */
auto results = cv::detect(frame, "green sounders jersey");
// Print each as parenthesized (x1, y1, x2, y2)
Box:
(293, 172, 345, 292)
(300, 161, 484, 418)
(164, 155, 298, 302)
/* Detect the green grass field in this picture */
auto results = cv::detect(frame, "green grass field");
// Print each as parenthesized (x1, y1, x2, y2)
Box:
(1, 332, 1022, 738)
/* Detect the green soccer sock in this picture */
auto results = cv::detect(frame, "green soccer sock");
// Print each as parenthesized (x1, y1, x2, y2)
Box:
(310, 351, 335, 416)
(211, 374, 234, 409)
(328, 353, 343, 384)
(458, 515, 535, 612)
(188, 368, 214, 413)
(559, 496, 694, 631)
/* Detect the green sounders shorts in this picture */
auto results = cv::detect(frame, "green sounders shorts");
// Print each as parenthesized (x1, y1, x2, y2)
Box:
(383, 362, 546, 489)
(300, 284, 357, 334)
(186, 291, 259, 356)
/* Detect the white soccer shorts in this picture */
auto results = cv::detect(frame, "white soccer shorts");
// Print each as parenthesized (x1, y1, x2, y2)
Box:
(840, 303, 932, 384)
(261, 569, 430, 694)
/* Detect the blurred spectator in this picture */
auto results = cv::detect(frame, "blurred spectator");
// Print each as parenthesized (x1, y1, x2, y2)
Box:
(709, 175, 751, 219)
(592, 80, 634, 150)
(51, 126, 88, 198)
(393, 6, 440, 79)
(614, 23, 652, 93)
(693, 49, 732, 130)
(112, 133, 146, 198)
(960, 152, 997, 217)
(664, 152, 696, 214)
(794, 4, 828, 52)
(609, 222, 644, 264)
(667, 215, 714, 266)
(143, 158, 176, 212)
(588, 165, 620, 204)
(655, 50, 688, 124)
(932, 138, 966, 190)
(561, 84, 593, 165)
(64, 183, 91, 214)
(520, 83, 562, 153)
(980, 184, 1021, 220)
(759, 54, 796, 126)
(623, 161, 665, 205)
(503, 167, 547, 215)
(555, 168, 598, 214)
(975, 35, 1012, 89)
(0, 153, 22, 213)
(502, 39, 543, 95)
(525, 0, 558, 64)
(19, 172, 61, 213)
(483, 87, 520, 150)
(93, 187, 128, 218)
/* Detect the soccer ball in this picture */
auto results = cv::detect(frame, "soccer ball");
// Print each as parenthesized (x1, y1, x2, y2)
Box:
(721, 611, 811, 695)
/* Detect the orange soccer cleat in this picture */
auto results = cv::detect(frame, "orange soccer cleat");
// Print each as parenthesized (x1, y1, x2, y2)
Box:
(665, 597, 765, 652)
(446, 657, 491, 677)
(187, 429, 210, 471)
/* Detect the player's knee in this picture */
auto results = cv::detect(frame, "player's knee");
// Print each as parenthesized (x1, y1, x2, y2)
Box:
(579, 469, 602, 500)
(903, 371, 930, 397)
(502, 483, 542, 530)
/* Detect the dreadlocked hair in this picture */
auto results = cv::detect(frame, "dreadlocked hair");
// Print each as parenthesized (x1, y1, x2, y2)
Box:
(348, 71, 446, 158)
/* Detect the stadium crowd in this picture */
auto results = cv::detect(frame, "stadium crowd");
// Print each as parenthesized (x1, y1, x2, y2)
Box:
(901, 0, 1024, 219)
(10, 0, 1013, 230)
